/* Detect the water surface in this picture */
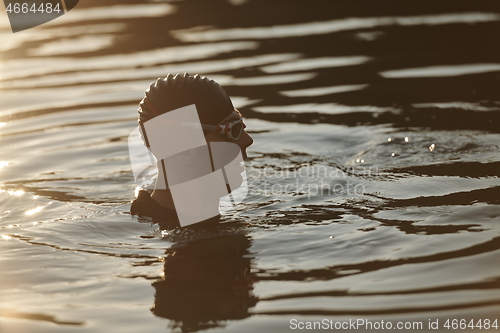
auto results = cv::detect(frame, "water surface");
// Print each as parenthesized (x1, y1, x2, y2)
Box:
(1, 1, 499, 332)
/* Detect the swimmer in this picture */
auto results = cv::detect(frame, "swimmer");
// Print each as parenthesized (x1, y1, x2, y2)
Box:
(130, 73, 253, 227)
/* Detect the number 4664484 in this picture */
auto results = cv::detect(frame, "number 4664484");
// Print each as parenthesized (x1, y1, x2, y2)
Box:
(6, 2, 62, 14)
(444, 319, 498, 330)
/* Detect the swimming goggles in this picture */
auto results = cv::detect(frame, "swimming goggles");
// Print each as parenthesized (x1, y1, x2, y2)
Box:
(142, 98, 244, 140)
(202, 118, 244, 141)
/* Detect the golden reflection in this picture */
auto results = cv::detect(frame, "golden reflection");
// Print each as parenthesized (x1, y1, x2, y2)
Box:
(172, 13, 500, 42)
(380, 63, 500, 78)
(0, 161, 9, 169)
(55, 4, 176, 24)
(0, 122, 6, 127)
(254, 103, 396, 115)
(2, 234, 12, 240)
(280, 84, 369, 97)
(5, 190, 24, 196)
(28, 35, 115, 57)
(262, 56, 371, 74)
(25, 206, 43, 215)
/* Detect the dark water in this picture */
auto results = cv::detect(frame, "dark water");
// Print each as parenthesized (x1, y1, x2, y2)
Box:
(1, 1, 500, 332)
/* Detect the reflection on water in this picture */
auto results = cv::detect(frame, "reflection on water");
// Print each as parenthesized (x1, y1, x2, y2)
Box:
(153, 232, 257, 332)
(28, 35, 116, 56)
(280, 84, 369, 97)
(261, 56, 372, 73)
(0, 41, 261, 83)
(48, 4, 177, 25)
(1, 0, 500, 332)
(172, 12, 500, 41)
(380, 63, 500, 78)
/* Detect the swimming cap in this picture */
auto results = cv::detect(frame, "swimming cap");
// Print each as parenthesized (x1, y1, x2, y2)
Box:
(138, 73, 234, 132)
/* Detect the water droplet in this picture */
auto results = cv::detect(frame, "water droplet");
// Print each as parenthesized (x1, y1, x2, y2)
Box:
(404, 137, 409, 142)
(391, 153, 396, 156)
(387, 138, 392, 142)
(429, 144, 435, 152)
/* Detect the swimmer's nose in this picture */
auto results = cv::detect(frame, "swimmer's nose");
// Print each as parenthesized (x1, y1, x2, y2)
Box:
(241, 130, 253, 148)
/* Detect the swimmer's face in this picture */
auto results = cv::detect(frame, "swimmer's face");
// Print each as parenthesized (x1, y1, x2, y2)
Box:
(205, 109, 253, 159)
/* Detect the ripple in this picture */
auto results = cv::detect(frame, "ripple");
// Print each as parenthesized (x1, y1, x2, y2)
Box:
(230, 73, 316, 86)
(280, 84, 369, 97)
(0, 41, 260, 82)
(254, 103, 397, 115)
(0, 54, 299, 90)
(412, 101, 500, 111)
(172, 12, 500, 42)
(28, 35, 115, 56)
(261, 56, 371, 73)
(0, 23, 126, 53)
(52, 4, 176, 25)
(0, 309, 84, 326)
(380, 63, 500, 78)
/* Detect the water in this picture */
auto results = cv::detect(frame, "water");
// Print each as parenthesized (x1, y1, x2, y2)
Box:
(1, 1, 500, 332)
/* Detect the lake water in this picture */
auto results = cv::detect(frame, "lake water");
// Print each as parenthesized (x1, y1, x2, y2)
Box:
(1, 1, 499, 332)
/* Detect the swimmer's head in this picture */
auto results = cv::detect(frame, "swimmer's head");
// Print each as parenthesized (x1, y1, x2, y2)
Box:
(134, 73, 252, 226)
(138, 73, 234, 134)
(138, 73, 253, 159)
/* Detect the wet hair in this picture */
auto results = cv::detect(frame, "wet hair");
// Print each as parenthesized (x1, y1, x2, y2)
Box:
(138, 73, 234, 134)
